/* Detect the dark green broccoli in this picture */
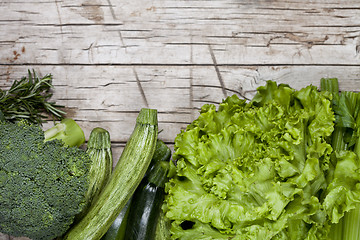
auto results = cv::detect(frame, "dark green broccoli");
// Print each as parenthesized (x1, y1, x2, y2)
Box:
(0, 119, 91, 240)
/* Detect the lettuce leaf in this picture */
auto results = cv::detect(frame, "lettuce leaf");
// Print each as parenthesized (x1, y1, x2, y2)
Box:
(164, 80, 360, 239)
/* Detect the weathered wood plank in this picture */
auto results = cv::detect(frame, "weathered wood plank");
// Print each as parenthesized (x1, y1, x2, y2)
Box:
(1, 65, 359, 143)
(0, 233, 8, 240)
(1, 0, 359, 65)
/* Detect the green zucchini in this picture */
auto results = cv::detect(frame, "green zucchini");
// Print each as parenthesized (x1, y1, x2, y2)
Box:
(86, 127, 113, 202)
(101, 139, 171, 240)
(155, 158, 177, 239)
(76, 127, 113, 221)
(154, 207, 172, 240)
(63, 108, 158, 240)
(101, 198, 131, 240)
(123, 139, 171, 240)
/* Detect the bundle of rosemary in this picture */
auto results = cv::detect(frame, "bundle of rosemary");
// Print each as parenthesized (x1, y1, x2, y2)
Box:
(0, 69, 66, 124)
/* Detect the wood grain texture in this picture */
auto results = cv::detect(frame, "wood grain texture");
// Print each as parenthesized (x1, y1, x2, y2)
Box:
(1, 65, 359, 141)
(0, 0, 360, 239)
(0, 64, 359, 164)
(1, 0, 360, 65)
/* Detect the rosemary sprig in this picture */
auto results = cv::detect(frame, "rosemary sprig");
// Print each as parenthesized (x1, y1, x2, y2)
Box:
(0, 69, 66, 124)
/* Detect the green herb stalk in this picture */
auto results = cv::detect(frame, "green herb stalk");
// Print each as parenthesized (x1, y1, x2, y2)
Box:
(0, 69, 66, 124)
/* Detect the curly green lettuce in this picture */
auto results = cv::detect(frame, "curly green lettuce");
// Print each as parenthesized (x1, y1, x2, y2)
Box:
(163, 81, 360, 240)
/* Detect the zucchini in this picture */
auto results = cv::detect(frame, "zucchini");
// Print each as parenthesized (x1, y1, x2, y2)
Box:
(86, 127, 113, 202)
(101, 139, 171, 240)
(76, 127, 113, 221)
(101, 198, 131, 240)
(154, 207, 172, 240)
(155, 157, 177, 240)
(63, 108, 158, 240)
(123, 139, 171, 240)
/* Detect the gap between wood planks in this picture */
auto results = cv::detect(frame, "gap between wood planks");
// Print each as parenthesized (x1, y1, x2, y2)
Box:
(1, 63, 360, 66)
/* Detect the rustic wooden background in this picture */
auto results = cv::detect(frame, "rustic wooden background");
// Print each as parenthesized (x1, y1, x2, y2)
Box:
(1, 0, 360, 239)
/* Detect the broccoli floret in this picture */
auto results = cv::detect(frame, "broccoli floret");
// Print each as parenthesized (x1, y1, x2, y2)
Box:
(0, 120, 91, 240)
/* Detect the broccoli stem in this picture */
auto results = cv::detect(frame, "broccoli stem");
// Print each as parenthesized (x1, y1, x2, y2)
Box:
(44, 118, 85, 147)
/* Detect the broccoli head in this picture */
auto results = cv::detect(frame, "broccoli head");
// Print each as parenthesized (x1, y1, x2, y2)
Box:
(0, 120, 91, 240)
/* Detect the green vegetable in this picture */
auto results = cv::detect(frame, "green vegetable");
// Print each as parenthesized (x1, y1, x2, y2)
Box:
(76, 127, 113, 222)
(85, 127, 113, 204)
(102, 139, 171, 240)
(0, 110, 5, 121)
(0, 69, 66, 124)
(44, 118, 86, 147)
(0, 120, 91, 240)
(155, 159, 176, 240)
(123, 139, 171, 240)
(163, 80, 360, 239)
(64, 108, 158, 240)
(101, 199, 132, 240)
(154, 204, 172, 240)
(321, 78, 360, 240)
